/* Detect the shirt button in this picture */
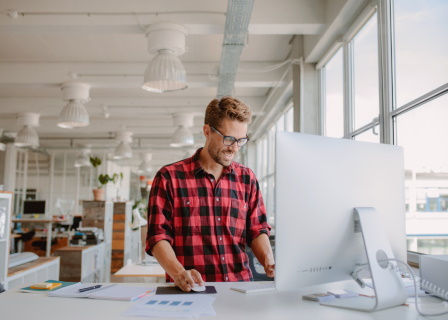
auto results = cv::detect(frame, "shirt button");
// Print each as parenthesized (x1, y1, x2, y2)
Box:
(186, 201, 190, 205)
(211, 179, 214, 182)
(216, 198, 220, 202)
(225, 277, 228, 281)
(219, 237, 222, 241)
(217, 218, 221, 221)
(222, 257, 225, 261)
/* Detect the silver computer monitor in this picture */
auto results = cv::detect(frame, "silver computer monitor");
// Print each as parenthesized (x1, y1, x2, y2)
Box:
(275, 132, 407, 294)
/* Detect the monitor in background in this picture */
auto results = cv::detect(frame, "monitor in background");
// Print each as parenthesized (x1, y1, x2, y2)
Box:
(23, 200, 46, 215)
(274, 132, 407, 312)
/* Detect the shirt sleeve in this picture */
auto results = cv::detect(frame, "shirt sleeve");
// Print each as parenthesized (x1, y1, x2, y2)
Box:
(246, 170, 271, 247)
(145, 169, 175, 255)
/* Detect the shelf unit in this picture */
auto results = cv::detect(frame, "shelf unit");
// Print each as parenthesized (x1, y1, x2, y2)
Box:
(111, 202, 139, 272)
(0, 192, 13, 290)
(53, 243, 105, 282)
(82, 200, 113, 282)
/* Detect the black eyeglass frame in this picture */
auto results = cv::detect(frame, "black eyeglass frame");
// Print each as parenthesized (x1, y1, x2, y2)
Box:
(209, 126, 250, 147)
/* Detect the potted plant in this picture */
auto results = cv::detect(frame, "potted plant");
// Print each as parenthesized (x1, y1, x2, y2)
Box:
(90, 156, 121, 201)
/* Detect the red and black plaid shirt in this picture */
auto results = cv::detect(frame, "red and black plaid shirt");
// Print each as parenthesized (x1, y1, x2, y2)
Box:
(146, 148, 271, 282)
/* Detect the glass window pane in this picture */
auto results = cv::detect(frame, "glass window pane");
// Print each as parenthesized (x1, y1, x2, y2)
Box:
(394, 0, 448, 107)
(353, 14, 379, 129)
(324, 48, 344, 138)
(395, 94, 448, 254)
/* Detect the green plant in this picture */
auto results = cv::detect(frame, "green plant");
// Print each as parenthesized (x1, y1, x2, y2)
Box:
(89, 156, 102, 168)
(98, 173, 120, 189)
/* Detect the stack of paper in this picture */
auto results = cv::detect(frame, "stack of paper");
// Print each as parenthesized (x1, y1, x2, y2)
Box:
(122, 295, 216, 318)
(48, 283, 154, 301)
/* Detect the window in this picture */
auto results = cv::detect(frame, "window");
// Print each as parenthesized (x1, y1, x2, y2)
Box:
(352, 13, 379, 132)
(322, 48, 344, 138)
(317, 0, 448, 255)
(394, 0, 448, 107)
(253, 106, 294, 228)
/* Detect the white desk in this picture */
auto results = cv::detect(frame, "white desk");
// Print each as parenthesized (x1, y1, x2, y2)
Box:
(0, 281, 442, 320)
(114, 262, 165, 278)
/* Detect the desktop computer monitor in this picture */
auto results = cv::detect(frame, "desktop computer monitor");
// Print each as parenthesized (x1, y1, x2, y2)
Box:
(274, 132, 407, 311)
(23, 200, 46, 215)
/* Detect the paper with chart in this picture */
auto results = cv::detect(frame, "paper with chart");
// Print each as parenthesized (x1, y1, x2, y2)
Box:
(122, 294, 216, 318)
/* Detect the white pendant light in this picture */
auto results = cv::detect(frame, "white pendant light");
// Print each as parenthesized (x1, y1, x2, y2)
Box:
(58, 81, 90, 129)
(113, 131, 133, 159)
(15, 113, 40, 147)
(74, 148, 91, 168)
(142, 49, 187, 93)
(58, 100, 89, 128)
(170, 127, 194, 147)
(170, 112, 194, 147)
(114, 141, 133, 159)
(142, 23, 188, 93)
(15, 126, 39, 147)
(138, 152, 153, 175)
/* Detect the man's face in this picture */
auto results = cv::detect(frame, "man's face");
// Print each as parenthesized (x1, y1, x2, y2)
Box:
(206, 119, 248, 167)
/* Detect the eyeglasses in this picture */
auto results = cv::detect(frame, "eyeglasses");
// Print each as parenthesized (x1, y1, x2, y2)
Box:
(210, 126, 249, 147)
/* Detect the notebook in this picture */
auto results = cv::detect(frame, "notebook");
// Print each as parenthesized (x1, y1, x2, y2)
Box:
(48, 283, 154, 301)
(19, 280, 77, 294)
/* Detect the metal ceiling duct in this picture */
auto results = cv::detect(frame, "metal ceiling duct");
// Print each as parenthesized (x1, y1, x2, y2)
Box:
(217, 0, 254, 98)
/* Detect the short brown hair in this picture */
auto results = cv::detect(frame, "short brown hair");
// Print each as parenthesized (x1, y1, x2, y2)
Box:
(204, 96, 252, 128)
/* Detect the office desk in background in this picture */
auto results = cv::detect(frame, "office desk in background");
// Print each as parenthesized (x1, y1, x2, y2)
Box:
(12, 217, 70, 257)
(114, 262, 166, 283)
(0, 281, 439, 320)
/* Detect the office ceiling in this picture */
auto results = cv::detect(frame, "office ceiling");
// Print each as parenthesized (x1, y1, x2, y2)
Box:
(0, 0, 365, 170)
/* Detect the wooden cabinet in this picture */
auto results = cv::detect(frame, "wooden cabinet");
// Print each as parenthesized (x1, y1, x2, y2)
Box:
(7, 257, 60, 290)
(82, 200, 112, 282)
(53, 243, 105, 283)
(0, 192, 13, 290)
(111, 202, 139, 272)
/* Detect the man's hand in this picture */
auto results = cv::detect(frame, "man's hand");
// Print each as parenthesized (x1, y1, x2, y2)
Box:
(173, 269, 205, 292)
(264, 263, 275, 278)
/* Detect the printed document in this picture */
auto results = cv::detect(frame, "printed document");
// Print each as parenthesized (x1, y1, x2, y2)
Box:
(122, 294, 216, 318)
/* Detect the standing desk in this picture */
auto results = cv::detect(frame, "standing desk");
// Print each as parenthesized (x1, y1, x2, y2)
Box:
(0, 281, 440, 320)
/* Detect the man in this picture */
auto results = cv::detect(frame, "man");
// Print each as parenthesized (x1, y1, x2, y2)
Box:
(146, 96, 275, 292)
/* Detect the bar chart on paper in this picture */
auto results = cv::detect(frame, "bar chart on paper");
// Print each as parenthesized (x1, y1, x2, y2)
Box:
(122, 295, 216, 318)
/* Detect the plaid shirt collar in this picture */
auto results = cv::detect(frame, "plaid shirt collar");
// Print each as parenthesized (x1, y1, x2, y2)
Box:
(191, 147, 236, 177)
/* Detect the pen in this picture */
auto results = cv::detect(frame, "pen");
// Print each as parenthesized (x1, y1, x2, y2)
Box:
(78, 285, 102, 293)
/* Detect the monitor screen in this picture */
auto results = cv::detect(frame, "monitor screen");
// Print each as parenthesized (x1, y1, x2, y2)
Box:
(274, 132, 407, 291)
(23, 200, 46, 214)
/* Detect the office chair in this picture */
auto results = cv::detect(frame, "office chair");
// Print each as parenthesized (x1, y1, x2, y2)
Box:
(14, 229, 36, 253)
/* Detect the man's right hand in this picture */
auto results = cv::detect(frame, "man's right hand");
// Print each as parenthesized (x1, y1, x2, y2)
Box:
(173, 269, 205, 292)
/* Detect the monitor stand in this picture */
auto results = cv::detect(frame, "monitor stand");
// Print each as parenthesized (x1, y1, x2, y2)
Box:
(320, 207, 408, 312)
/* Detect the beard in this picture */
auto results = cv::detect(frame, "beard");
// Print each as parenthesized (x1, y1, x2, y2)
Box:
(207, 144, 235, 167)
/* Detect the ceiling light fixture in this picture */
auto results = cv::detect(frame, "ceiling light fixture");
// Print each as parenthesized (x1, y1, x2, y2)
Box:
(58, 81, 90, 128)
(138, 152, 153, 175)
(15, 113, 40, 147)
(74, 147, 92, 168)
(113, 131, 133, 159)
(142, 23, 188, 93)
(170, 113, 194, 148)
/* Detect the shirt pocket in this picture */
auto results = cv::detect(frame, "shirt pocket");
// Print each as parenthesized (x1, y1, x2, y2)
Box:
(173, 198, 202, 235)
(229, 199, 248, 238)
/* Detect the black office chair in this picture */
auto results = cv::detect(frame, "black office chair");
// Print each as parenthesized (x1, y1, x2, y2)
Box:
(247, 248, 274, 281)
(14, 229, 36, 253)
